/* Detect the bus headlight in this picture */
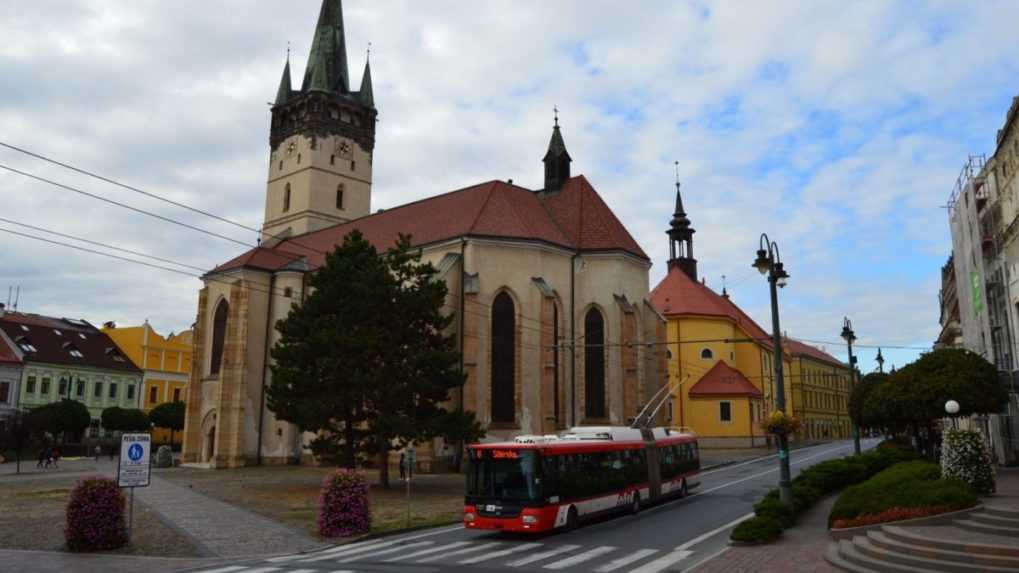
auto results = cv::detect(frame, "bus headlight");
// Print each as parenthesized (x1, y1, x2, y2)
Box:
(522, 515, 539, 524)
(464, 512, 476, 523)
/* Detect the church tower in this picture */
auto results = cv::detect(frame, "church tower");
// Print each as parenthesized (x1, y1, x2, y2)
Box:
(667, 165, 697, 281)
(263, 0, 377, 240)
(542, 113, 572, 193)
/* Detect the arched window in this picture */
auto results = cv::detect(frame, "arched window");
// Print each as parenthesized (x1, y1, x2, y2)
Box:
(210, 300, 229, 375)
(336, 184, 345, 210)
(584, 308, 605, 419)
(283, 183, 291, 213)
(491, 293, 515, 423)
(700, 348, 714, 360)
(553, 303, 560, 424)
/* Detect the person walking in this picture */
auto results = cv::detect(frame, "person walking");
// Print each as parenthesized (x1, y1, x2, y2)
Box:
(94, 444, 101, 462)
(36, 448, 47, 469)
(51, 447, 60, 469)
(399, 452, 407, 481)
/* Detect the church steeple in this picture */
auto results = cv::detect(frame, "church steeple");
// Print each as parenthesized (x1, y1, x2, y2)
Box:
(543, 108, 572, 193)
(358, 56, 374, 108)
(667, 162, 698, 281)
(275, 54, 292, 106)
(302, 0, 350, 93)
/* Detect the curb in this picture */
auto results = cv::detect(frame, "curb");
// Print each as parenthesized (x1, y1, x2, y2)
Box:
(829, 504, 983, 540)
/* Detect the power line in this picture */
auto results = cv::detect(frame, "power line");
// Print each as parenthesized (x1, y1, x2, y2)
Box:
(0, 163, 254, 249)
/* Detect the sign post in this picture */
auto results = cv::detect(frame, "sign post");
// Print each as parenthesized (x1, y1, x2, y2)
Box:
(117, 433, 151, 543)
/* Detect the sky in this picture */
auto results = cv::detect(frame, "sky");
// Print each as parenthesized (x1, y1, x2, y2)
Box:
(2, 0, 1019, 371)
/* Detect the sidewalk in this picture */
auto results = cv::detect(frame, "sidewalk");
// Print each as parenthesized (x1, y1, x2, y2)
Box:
(700, 439, 830, 470)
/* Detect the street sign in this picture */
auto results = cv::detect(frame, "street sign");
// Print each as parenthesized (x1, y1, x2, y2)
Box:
(118, 433, 151, 488)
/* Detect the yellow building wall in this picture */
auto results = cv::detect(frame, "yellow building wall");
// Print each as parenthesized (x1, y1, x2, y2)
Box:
(789, 356, 852, 441)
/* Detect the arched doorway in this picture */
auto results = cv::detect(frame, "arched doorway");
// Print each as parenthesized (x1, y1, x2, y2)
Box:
(206, 426, 216, 462)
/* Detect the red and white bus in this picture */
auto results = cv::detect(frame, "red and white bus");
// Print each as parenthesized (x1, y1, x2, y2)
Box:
(464, 426, 700, 533)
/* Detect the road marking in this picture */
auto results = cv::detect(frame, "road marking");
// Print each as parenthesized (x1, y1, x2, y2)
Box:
(238, 568, 282, 573)
(626, 550, 692, 573)
(298, 540, 396, 563)
(416, 541, 503, 563)
(679, 546, 730, 572)
(506, 544, 581, 567)
(337, 540, 433, 563)
(691, 444, 853, 498)
(384, 541, 472, 562)
(192, 567, 248, 573)
(286, 570, 318, 573)
(543, 546, 617, 570)
(459, 542, 542, 564)
(593, 548, 659, 572)
(675, 512, 755, 550)
(699, 441, 833, 476)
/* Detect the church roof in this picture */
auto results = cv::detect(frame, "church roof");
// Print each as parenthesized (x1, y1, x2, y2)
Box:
(650, 265, 773, 348)
(688, 360, 762, 398)
(211, 175, 648, 275)
(784, 338, 845, 368)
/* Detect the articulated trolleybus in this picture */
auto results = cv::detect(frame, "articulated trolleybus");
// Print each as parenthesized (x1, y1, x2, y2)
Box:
(465, 425, 700, 533)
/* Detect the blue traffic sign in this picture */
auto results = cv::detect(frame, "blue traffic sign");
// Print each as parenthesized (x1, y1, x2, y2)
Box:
(128, 443, 144, 461)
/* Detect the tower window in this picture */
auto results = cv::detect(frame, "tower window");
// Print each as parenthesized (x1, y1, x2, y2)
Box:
(336, 184, 345, 209)
(283, 183, 291, 213)
(278, 160, 283, 171)
(700, 348, 714, 360)
(330, 155, 335, 165)
(210, 299, 229, 376)
(350, 160, 356, 172)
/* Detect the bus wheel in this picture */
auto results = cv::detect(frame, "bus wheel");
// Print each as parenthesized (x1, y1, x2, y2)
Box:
(631, 493, 641, 515)
(565, 506, 579, 531)
(680, 479, 688, 498)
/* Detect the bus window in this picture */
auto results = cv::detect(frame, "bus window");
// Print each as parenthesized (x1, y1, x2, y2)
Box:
(467, 450, 542, 501)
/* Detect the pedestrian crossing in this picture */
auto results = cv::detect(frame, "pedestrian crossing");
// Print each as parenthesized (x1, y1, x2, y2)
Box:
(193, 539, 697, 573)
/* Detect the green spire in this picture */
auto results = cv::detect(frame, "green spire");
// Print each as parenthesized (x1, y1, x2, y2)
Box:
(275, 58, 292, 105)
(358, 58, 374, 108)
(301, 0, 350, 93)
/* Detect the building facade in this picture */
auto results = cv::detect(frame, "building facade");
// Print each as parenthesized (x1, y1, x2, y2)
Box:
(0, 310, 143, 434)
(103, 322, 192, 444)
(786, 340, 852, 441)
(0, 313, 23, 431)
(181, 0, 667, 468)
(937, 254, 963, 349)
(944, 95, 1019, 464)
(650, 179, 850, 447)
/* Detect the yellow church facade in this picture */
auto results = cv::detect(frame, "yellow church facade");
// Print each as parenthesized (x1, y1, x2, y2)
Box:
(103, 322, 192, 445)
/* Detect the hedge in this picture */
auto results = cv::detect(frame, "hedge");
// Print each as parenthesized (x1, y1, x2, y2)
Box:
(829, 461, 977, 528)
(731, 444, 920, 543)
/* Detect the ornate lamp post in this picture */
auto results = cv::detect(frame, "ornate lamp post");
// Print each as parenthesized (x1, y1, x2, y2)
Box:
(945, 399, 960, 430)
(841, 318, 862, 455)
(753, 233, 792, 504)
(876, 348, 885, 373)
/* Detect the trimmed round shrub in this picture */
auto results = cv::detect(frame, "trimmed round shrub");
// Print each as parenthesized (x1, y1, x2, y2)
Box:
(65, 477, 127, 551)
(155, 445, 174, 468)
(753, 496, 795, 528)
(318, 469, 370, 538)
(731, 516, 783, 543)
(942, 429, 995, 495)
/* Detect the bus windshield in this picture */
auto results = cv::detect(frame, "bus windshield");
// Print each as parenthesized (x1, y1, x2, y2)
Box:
(467, 449, 541, 501)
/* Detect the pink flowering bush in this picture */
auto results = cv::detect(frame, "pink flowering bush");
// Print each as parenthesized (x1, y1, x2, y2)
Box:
(318, 469, 371, 538)
(65, 477, 127, 552)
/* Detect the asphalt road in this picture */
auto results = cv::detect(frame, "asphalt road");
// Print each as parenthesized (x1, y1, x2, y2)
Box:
(183, 438, 877, 573)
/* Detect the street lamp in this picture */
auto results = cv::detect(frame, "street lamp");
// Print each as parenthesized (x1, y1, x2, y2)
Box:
(876, 348, 885, 373)
(945, 399, 960, 430)
(841, 318, 862, 455)
(753, 233, 792, 505)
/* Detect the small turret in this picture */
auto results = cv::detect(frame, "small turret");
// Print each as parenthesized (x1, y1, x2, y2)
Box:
(542, 109, 572, 193)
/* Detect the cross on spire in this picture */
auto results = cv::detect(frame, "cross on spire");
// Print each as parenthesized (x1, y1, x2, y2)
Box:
(554, 105, 559, 127)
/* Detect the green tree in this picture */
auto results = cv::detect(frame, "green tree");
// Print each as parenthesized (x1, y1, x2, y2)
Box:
(148, 401, 186, 445)
(0, 410, 33, 473)
(433, 409, 486, 472)
(101, 407, 150, 434)
(267, 230, 464, 488)
(849, 372, 887, 429)
(28, 400, 91, 442)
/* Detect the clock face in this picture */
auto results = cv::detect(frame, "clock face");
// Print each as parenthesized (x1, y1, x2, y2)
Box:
(287, 141, 297, 155)
(335, 139, 352, 159)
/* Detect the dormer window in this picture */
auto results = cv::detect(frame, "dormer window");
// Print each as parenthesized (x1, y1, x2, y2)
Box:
(54, 329, 62, 336)
(20, 325, 28, 332)
(79, 333, 86, 340)
(69, 348, 84, 358)
(15, 336, 36, 353)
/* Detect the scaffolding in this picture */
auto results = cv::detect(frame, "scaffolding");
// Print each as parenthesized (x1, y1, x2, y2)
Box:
(946, 154, 988, 218)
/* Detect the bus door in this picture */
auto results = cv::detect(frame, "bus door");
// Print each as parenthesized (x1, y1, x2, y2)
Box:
(641, 429, 662, 501)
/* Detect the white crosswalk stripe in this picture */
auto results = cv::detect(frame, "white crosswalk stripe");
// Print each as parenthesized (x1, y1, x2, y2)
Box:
(506, 544, 581, 567)
(626, 550, 693, 573)
(236, 568, 281, 573)
(384, 541, 473, 562)
(337, 540, 433, 563)
(416, 541, 503, 563)
(594, 548, 660, 572)
(544, 546, 618, 570)
(191, 567, 248, 573)
(297, 540, 395, 563)
(458, 542, 543, 564)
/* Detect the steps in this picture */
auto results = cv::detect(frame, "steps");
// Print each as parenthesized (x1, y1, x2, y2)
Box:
(826, 508, 1019, 572)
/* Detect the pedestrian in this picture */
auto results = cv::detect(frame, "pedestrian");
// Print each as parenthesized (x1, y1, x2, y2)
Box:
(36, 448, 46, 469)
(109, 444, 115, 461)
(51, 447, 60, 469)
(399, 453, 406, 481)
(94, 444, 101, 462)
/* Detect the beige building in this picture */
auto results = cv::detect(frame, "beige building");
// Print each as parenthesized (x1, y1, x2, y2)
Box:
(181, 0, 666, 468)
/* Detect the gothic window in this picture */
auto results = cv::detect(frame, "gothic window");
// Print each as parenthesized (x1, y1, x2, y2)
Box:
(278, 160, 283, 171)
(584, 308, 606, 419)
(336, 184, 345, 210)
(210, 299, 229, 376)
(491, 292, 516, 424)
(330, 155, 335, 165)
(700, 348, 714, 360)
(553, 303, 560, 424)
(297, 153, 302, 164)
(283, 183, 291, 213)
(350, 160, 356, 172)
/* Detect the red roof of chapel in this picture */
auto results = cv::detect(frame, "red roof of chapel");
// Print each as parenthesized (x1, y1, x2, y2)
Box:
(688, 360, 762, 398)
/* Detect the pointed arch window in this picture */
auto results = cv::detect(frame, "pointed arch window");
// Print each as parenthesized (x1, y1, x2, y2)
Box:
(210, 300, 229, 376)
(584, 308, 605, 419)
(336, 183, 345, 210)
(283, 183, 291, 213)
(491, 292, 515, 424)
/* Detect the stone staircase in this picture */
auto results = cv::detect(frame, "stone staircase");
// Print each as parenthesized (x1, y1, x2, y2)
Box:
(826, 506, 1019, 572)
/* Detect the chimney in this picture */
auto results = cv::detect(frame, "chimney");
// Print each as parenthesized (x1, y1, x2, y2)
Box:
(103, 321, 116, 329)
(0, 302, 5, 317)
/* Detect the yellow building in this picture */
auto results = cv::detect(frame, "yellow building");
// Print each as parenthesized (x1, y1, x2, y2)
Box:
(650, 181, 847, 447)
(786, 339, 852, 440)
(103, 322, 192, 445)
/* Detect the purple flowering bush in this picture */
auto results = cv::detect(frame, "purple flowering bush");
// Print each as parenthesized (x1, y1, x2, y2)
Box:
(65, 476, 128, 552)
(318, 469, 371, 538)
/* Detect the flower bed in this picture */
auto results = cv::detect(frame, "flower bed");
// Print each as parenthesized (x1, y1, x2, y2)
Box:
(829, 461, 978, 529)
(941, 429, 995, 495)
(318, 469, 371, 538)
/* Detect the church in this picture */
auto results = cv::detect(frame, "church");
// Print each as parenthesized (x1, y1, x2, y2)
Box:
(181, 0, 667, 468)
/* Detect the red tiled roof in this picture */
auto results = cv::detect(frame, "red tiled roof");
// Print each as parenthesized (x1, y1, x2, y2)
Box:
(784, 338, 845, 368)
(650, 265, 773, 348)
(0, 330, 20, 365)
(211, 176, 648, 274)
(688, 360, 762, 397)
(0, 313, 142, 373)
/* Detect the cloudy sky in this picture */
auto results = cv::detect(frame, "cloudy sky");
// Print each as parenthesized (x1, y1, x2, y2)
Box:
(2, 0, 1019, 369)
